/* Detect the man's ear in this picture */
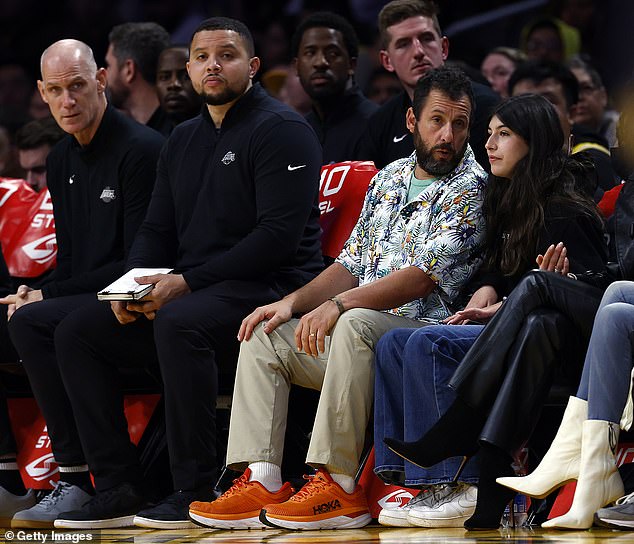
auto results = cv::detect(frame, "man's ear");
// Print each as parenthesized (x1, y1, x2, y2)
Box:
(96, 68, 107, 94)
(348, 56, 357, 77)
(441, 36, 449, 62)
(37, 80, 49, 104)
(406, 106, 417, 133)
(380, 50, 395, 73)
(122, 58, 135, 84)
(249, 56, 261, 79)
(598, 87, 608, 109)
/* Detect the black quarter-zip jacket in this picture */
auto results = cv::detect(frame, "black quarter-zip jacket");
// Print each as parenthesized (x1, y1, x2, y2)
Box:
(305, 87, 378, 164)
(127, 83, 323, 294)
(41, 105, 165, 298)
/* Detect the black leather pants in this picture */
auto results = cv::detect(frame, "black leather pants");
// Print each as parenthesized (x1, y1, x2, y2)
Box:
(449, 271, 605, 455)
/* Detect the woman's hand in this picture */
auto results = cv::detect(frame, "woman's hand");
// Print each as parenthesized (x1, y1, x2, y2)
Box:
(445, 301, 503, 325)
(536, 242, 569, 276)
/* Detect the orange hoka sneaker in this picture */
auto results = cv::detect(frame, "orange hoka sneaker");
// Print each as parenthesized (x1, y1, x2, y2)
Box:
(189, 468, 294, 530)
(260, 469, 371, 530)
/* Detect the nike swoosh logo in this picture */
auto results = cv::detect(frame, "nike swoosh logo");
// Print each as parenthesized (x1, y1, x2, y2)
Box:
(393, 133, 408, 143)
(288, 164, 306, 171)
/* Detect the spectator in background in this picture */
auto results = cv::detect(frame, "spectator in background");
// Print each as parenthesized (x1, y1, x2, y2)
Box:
(364, 67, 402, 106)
(0, 64, 32, 121)
(277, 65, 313, 116)
(509, 60, 619, 198)
(0, 128, 19, 178)
(480, 47, 526, 98)
(569, 55, 619, 148)
(521, 17, 580, 64)
(106, 22, 172, 135)
(28, 89, 51, 120)
(155, 46, 201, 128)
(355, 0, 499, 171)
(291, 12, 377, 164)
(15, 118, 65, 192)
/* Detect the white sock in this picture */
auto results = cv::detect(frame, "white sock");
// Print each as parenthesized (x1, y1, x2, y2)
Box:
(248, 462, 282, 492)
(330, 472, 355, 493)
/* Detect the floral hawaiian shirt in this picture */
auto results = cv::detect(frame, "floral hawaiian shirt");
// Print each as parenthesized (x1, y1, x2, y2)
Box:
(336, 146, 487, 322)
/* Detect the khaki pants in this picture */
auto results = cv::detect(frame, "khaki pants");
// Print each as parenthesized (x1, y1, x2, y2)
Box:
(226, 308, 429, 477)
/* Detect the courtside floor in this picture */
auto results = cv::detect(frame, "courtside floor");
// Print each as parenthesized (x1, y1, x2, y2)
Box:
(5, 526, 634, 544)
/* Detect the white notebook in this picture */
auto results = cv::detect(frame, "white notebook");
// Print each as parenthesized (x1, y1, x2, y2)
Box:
(97, 268, 173, 301)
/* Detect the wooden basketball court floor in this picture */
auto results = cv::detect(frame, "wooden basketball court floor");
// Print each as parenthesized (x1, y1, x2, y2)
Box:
(7, 526, 634, 543)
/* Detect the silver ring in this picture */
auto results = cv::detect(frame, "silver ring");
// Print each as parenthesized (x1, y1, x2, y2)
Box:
(309, 333, 316, 337)
(554, 268, 560, 273)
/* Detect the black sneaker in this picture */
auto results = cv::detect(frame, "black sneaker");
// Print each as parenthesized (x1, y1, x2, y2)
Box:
(134, 488, 217, 529)
(53, 482, 145, 529)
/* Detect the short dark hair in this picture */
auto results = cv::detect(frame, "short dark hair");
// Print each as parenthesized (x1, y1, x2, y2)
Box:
(568, 54, 604, 89)
(508, 59, 579, 108)
(109, 22, 171, 83)
(190, 17, 255, 57)
(412, 66, 475, 126)
(290, 12, 359, 59)
(16, 117, 65, 150)
(378, 0, 442, 49)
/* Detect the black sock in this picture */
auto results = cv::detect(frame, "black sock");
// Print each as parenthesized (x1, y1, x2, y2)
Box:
(58, 466, 95, 495)
(0, 458, 26, 495)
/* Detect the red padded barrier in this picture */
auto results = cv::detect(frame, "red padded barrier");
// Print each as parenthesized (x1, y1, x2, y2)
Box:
(0, 178, 56, 278)
(319, 161, 377, 259)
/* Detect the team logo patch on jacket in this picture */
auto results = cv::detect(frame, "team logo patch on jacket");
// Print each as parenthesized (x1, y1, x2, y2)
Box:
(100, 187, 116, 203)
(221, 151, 236, 165)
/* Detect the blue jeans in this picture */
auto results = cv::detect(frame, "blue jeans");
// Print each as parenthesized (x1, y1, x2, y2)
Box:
(576, 281, 634, 422)
(374, 324, 483, 486)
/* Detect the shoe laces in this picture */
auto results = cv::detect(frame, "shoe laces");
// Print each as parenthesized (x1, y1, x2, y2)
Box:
(217, 473, 251, 501)
(407, 486, 438, 508)
(291, 473, 329, 501)
(616, 491, 634, 505)
(37, 481, 73, 510)
(410, 483, 462, 509)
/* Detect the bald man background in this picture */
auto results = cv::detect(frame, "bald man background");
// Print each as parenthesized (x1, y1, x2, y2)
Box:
(0, 39, 164, 528)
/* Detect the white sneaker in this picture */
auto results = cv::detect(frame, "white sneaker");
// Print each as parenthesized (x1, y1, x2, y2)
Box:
(0, 486, 36, 524)
(12, 482, 92, 528)
(407, 482, 477, 528)
(378, 484, 452, 527)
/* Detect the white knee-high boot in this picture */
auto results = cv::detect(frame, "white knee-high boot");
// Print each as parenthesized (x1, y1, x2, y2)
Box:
(497, 396, 587, 498)
(542, 419, 624, 529)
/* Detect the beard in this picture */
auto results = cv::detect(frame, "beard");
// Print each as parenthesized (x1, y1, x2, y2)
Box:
(106, 84, 128, 109)
(413, 126, 467, 176)
(202, 86, 244, 106)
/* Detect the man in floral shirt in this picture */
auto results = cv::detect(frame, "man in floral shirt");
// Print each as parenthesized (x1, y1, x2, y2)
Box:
(189, 66, 487, 531)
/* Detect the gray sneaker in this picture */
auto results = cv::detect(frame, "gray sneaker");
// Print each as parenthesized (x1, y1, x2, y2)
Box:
(0, 487, 36, 525)
(595, 491, 634, 529)
(12, 482, 92, 529)
(407, 482, 477, 528)
(378, 484, 454, 527)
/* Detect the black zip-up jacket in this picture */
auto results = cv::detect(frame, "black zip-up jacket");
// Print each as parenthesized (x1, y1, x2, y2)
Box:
(305, 87, 378, 164)
(41, 105, 165, 298)
(355, 82, 499, 172)
(127, 83, 323, 294)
